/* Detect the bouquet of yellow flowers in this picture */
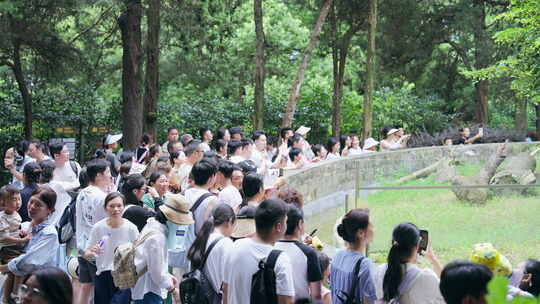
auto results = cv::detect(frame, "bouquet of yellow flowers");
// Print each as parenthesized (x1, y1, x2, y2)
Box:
(310, 236, 324, 251)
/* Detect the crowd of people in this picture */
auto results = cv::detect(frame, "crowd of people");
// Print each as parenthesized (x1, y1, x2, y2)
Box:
(0, 125, 537, 304)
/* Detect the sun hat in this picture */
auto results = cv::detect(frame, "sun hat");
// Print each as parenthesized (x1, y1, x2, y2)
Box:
(105, 133, 123, 145)
(363, 138, 380, 150)
(295, 126, 311, 136)
(231, 205, 256, 239)
(387, 128, 399, 136)
(158, 193, 194, 225)
(470, 243, 512, 276)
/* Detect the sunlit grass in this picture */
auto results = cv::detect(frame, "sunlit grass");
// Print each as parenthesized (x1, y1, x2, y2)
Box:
(305, 163, 540, 267)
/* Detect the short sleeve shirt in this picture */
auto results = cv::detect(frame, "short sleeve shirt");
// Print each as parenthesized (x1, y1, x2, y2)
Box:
(275, 240, 323, 299)
(330, 249, 377, 304)
(224, 238, 295, 303)
(0, 212, 22, 248)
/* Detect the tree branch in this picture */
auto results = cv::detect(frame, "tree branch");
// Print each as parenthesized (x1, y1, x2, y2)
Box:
(444, 40, 473, 70)
(0, 56, 13, 67)
(484, 0, 509, 7)
(70, 5, 115, 44)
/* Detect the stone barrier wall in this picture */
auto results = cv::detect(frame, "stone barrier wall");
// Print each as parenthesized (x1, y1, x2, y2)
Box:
(283, 142, 539, 205)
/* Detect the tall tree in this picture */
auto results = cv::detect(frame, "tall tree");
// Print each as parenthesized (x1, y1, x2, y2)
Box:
(0, 1, 77, 139)
(362, 0, 377, 140)
(281, 0, 333, 128)
(472, 0, 489, 124)
(143, 0, 161, 137)
(118, 0, 143, 151)
(253, 0, 265, 130)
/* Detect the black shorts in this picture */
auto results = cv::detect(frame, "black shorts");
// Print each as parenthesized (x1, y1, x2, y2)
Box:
(78, 257, 97, 283)
(0, 245, 25, 264)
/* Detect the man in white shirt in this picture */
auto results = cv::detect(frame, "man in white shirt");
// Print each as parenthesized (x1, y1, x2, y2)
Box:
(223, 198, 295, 304)
(184, 158, 219, 233)
(199, 127, 213, 152)
(217, 161, 243, 209)
(161, 127, 180, 156)
(49, 142, 81, 192)
(228, 140, 245, 164)
(28, 140, 51, 163)
(176, 140, 204, 190)
(275, 205, 323, 300)
(74, 159, 112, 304)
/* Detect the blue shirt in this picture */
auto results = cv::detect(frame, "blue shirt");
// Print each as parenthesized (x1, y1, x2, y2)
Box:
(8, 220, 59, 276)
(330, 249, 377, 304)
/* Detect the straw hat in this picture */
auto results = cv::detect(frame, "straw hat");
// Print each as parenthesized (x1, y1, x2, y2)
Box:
(363, 138, 380, 150)
(158, 193, 194, 225)
(231, 205, 256, 239)
(295, 126, 311, 136)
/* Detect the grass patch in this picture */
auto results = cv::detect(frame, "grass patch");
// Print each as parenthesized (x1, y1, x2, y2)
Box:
(305, 163, 540, 267)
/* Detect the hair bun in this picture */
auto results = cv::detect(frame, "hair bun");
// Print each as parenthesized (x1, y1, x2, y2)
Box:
(337, 223, 346, 238)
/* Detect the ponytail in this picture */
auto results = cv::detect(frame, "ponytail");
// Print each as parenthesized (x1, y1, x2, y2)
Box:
(187, 203, 236, 270)
(382, 223, 420, 301)
(187, 218, 215, 269)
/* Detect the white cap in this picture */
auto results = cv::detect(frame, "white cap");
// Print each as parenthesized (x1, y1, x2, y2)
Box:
(387, 128, 399, 136)
(105, 133, 123, 145)
(295, 126, 311, 136)
(363, 138, 379, 150)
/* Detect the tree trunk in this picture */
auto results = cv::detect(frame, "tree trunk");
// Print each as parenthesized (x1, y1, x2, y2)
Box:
(362, 0, 377, 142)
(472, 0, 489, 125)
(143, 0, 160, 138)
(118, 0, 143, 151)
(331, 25, 357, 138)
(281, 0, 333, 128)
(514, 98, 527, 131)
(253, 0, 265, 130)
(11, 41, 32, 140)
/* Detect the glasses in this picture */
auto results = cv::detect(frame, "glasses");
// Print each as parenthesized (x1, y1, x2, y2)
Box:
(19, 284, 44, 298)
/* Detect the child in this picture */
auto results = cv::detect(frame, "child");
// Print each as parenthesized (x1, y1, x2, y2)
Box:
(84, 192, 139, 304)
(318, 251, 332, 304)
(0, 185, 30, 304)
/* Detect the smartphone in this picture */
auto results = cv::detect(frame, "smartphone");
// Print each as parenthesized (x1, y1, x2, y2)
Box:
(309, 229, 318, 237)
(418, 230, 429, 254)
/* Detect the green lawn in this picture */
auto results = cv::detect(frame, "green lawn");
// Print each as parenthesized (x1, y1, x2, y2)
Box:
(305, 166, 540, 267)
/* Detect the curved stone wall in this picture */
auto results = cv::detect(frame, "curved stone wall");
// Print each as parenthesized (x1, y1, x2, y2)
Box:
(283, 142, 539, 205)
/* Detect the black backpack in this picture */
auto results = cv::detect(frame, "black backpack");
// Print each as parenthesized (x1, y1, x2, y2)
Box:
(337, 257, 365, 304)
(56, 191, 78, 244)
(250, 249, 282, 304)
(180, 237, 224, 304)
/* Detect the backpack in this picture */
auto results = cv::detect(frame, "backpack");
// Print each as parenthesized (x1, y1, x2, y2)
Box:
(111, 231, 157, 290)
(337, 257, 365, 304)
(180, 237, 224, 304)
(250, 249, 282, 304)
(56, 191, 78, 244)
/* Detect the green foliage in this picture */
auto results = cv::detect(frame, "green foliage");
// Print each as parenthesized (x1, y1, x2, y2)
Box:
(487, 276, 540, 304)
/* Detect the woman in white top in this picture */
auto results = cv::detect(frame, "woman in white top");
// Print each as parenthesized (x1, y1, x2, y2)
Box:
(84, 192, 139, 304)
(349, 135, 363, 156)
(380, 128, 410, 151)
(187, 203, 236, 304)
(132, 193, 193, 303)
(374, 222, 444, 304)
(325, 138, 341, 160)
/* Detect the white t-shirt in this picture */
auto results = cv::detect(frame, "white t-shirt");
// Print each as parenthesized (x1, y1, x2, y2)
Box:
(204, 232, 234, 293)
(229, 155, 245, 164)
(374, 263, 445, 304)
(86, 218, 139, 274)
(275, 240, 323, 299)
(45, 181, 72, 225)
(349, 147, 363, 156)
(75, 185, 108, 253)
(200, 142, 211, 152)
(218, 185, 242, 209)
(224, 238, 295, 304)
(326, 153, 340, 160)
(52, 161, 81, 191)
(184, 188, 217, 233)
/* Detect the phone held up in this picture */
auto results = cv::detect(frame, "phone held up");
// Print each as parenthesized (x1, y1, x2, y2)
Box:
(418, 229, 428, 254)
